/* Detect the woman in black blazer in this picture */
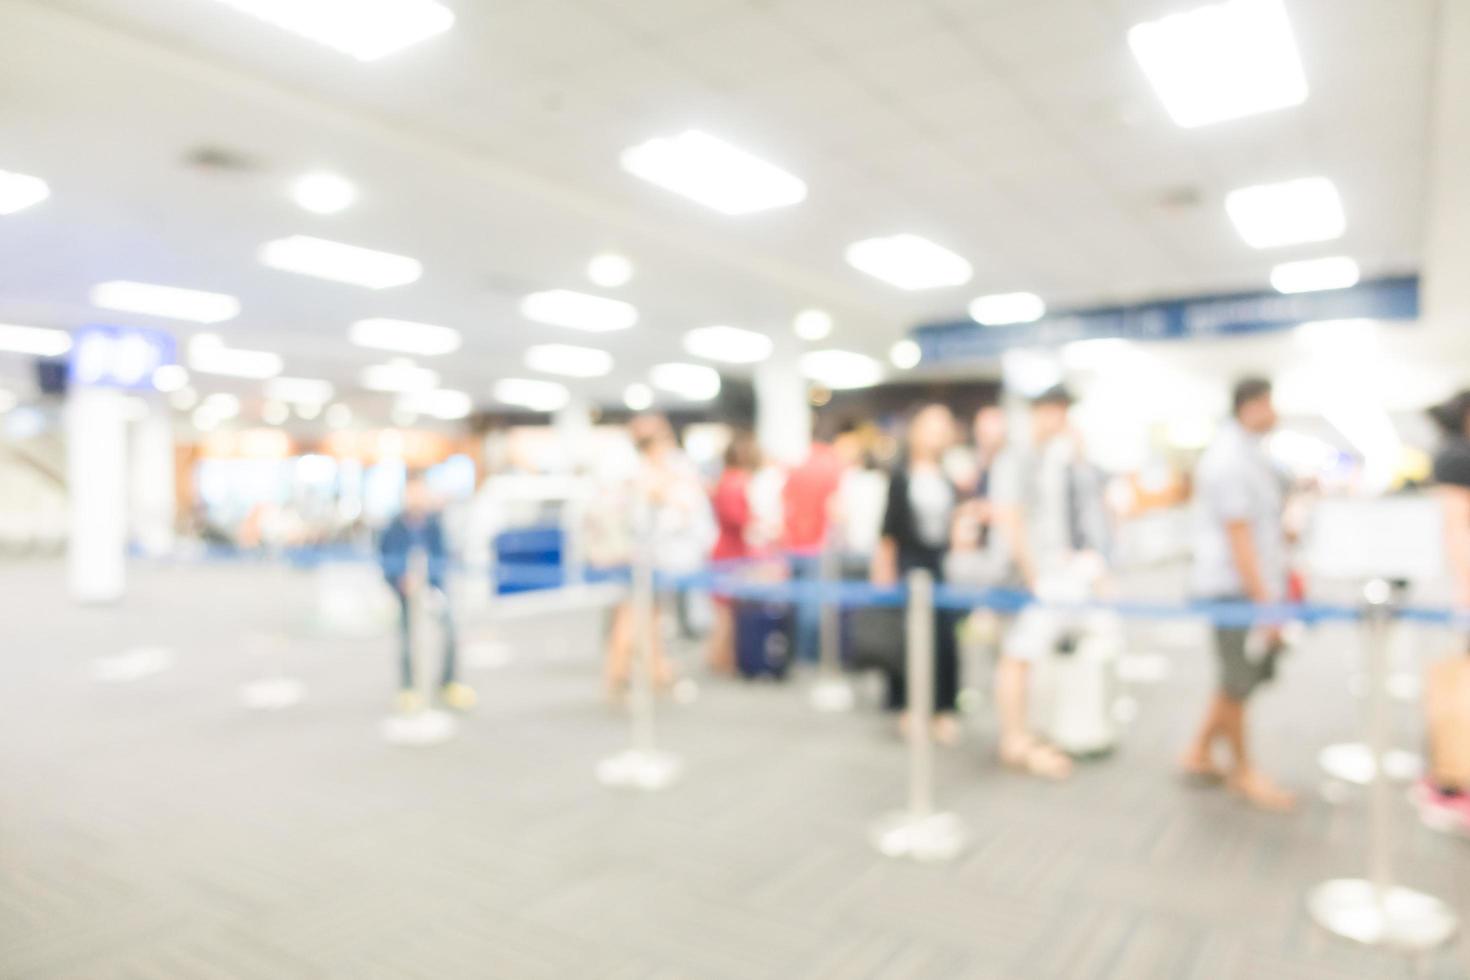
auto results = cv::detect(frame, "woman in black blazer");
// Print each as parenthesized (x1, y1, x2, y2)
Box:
(870, 404, 963, 744)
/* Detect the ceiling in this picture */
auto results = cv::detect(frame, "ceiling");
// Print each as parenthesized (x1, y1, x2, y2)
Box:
(0, 0, 1445, 420)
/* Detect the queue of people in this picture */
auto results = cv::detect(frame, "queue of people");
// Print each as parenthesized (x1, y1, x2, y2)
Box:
(369, 383, 1470, 824)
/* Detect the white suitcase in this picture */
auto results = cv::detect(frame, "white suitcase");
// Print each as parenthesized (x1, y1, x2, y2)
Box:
(1032, 615, 1124, 757)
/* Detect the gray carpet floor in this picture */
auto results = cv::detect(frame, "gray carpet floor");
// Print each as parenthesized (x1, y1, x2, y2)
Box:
(2, 560, 1468, 979)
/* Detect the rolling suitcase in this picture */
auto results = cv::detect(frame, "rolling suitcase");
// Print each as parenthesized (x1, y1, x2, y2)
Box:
(735, 601, 792, 679)
(1032, 617, 1123, 757)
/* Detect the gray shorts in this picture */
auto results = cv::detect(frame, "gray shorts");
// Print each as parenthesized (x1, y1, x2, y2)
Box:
(1213, 616, 1280, 701)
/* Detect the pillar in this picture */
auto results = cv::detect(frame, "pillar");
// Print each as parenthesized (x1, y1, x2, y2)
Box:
(755, 356, 812, 466)
(67, 386, 128, 602)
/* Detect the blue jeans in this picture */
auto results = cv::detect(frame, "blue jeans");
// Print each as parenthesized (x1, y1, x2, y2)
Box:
(789, 556, 822, 664)
(395, 586, 458, 690)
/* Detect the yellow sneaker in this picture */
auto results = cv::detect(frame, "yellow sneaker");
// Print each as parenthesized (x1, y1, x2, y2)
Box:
(440, 681, 477, 711)
(396, 689, 424, 715)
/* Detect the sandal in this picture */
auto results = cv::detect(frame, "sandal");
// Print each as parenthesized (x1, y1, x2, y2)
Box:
(1000, 734, 1073, 781)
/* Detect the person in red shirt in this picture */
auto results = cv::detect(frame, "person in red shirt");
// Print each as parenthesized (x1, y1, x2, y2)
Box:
(783, 422, 862, 661)
(707, 432, 761, 672)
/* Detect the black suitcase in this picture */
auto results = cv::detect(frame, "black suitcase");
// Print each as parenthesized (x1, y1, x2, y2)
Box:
(734, 601, 792, 679)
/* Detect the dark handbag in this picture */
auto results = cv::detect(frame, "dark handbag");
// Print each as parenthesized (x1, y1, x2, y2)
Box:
(847, 605, 906, 674)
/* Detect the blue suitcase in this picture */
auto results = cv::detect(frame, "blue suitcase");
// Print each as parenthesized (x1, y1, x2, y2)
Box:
(735, 601, 792, 679)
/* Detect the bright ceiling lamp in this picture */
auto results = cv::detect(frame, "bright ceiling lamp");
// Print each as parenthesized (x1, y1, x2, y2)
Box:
(398, 388, 473, 420)
(845, 234, 972, 291)
(494, 378, 570, 413)
(620, 130, 807, 215)
(208, 0, 454, 62)
(360, 359, 439, 393)
(1270, 256, 1360, 294)
(90, 280, 240, 324)
(524, 343, 614, 378)
(0, 323, 70, 356)
(889, 339, 921, 370)
(682, 325, 773, 365)
(520, 289, 637, 332)
(152, 364, 189, 393)
(259, 235, 421, 289)
(188, 334, 283, 379)
(265, 376, 335, 404)
(969, 291, 1045, 326)
(349, 318, 460, 356)
(793, 309, 832, 341)
(292, 172, 357, 214)
(650, 363, 721, 402)
(800, 349, 883, 390)
(1127, 0, 1308, 128)
(587, 253, 634, 288)
(0, 169, 49, 215)
(623, 383, 654, 411)
(1225, 177, 1345, 249)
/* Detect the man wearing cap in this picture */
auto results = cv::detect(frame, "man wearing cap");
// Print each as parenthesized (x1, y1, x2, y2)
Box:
(1180, 377, 1294, 812)
(988, 387, 1109, 779)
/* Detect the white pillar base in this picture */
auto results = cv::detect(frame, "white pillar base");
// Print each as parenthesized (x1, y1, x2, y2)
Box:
(809, 676, 856, 713)
(1308, 879, 1457, 952)
(870, 810, 967, 862)
(380, 709, 457, 746)
(596, 749, 682, 790)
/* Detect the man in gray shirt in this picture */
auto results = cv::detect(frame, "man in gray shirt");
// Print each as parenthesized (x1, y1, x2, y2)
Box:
(1181, 377, 1294, 812)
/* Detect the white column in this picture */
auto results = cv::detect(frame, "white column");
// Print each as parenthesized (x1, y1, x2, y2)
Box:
(67, 386, 128, 603)
(129, 397, 176, 558)
(754, 356, 811, 467)
(553, 399, 596, 473)
(1422, 1, 1470, 336)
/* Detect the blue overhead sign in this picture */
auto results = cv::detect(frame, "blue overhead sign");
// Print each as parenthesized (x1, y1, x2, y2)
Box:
(69, 325, 177, 390)
(912, 275, 1419, 365)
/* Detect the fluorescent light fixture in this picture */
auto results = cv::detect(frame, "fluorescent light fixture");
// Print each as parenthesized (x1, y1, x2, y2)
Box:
(325, 403, 352, 429)
(623, 383, 654, 411)
(265, 376, 335, 404)
(682, 325, 773, 365)
(649, 363, 721, 402)
(90, 280, 240, 324)
(349, 318, 461, 356)
(1225, 177, 1346, 249)
(292, 172, 357, 214)
(152, 364, 189, 393)
(0, 323, 70, 356)
(0, 169, 49, 215)
(1127, 0, 1308, 128)
(398, 388, 473, 420)
(188, 335, 282, 379)
(889, 339, 921, 370)
(494, 378, 570, 413)
(262, 400, 290, 426)
(520, 289, 637, 332)
(800, 349, 883, 390)
(259, 235, 421, 289)
(793, 309, 833, 341)
(845, 234, 972, 291)
(208, 0, 454, 61)
(359, 359, 439, 393)
(587, 253, 633, 288)
(1270, 256, 1360, 294)
(620, 129, 807, 215)
(968, 291, 1046, 326)
(524, 343, 614, 378)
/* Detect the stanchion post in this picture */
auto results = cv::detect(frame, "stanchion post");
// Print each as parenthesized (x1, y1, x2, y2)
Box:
(810, 532, 855, 713)
(1307, 579, 1457, 953)
(869, 568, 965, 861)
(595, 494, 682, 790)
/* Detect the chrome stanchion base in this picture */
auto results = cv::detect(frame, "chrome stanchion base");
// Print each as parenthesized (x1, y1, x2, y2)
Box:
(596, 749, 682, 790)
(869, 810, 966, 863)
(380, 709, 457, 747)
(809, 676, 856, 713)
(239, 676, 306, 710)
(1319, 743, 1423, 786)
(1308, 879, 1458, 951)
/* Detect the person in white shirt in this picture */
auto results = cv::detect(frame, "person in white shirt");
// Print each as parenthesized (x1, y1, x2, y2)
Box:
(1180, 377, 1295, 812)
(988, 387, 1108, 780)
